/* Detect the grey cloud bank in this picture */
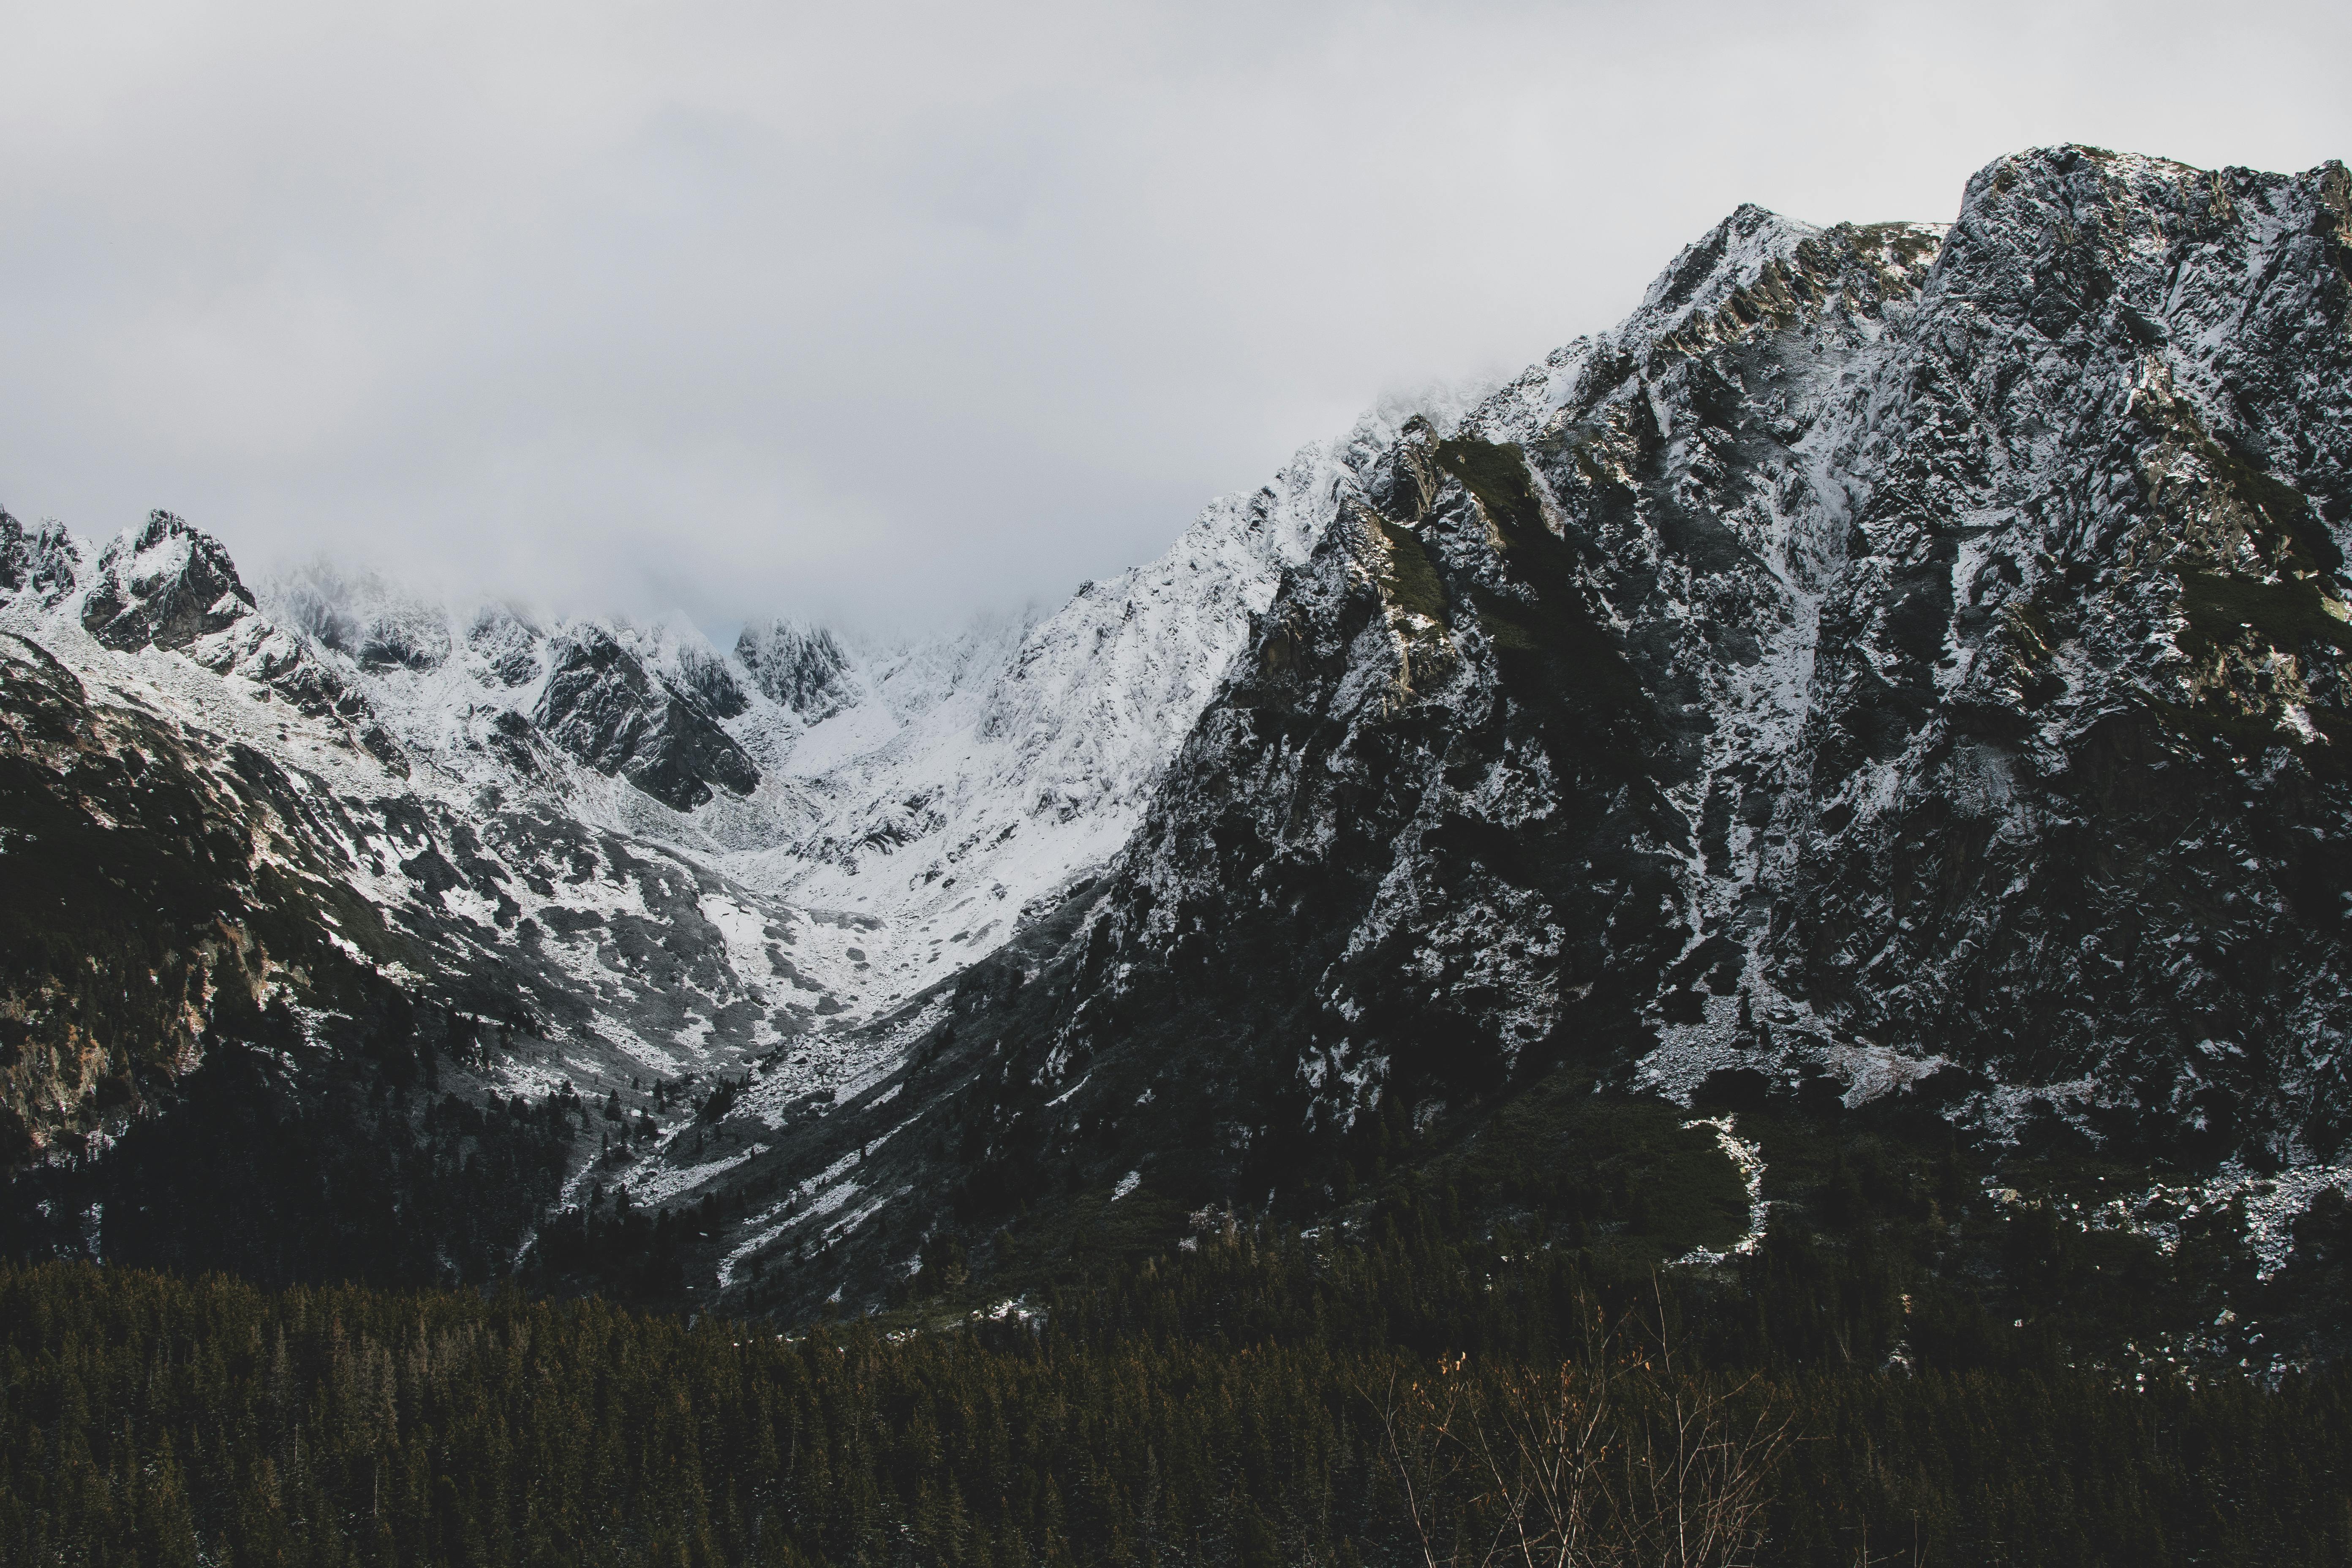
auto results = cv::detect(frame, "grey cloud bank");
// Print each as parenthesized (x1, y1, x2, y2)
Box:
(2, 0, 2346, 634)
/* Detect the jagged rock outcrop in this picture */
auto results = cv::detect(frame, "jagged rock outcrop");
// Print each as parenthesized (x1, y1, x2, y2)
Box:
(80, 511, 258, 651)
(534, 626, 761, 811)
(671, 642, 749, 719)
(466, 602, 546, 687)
(1770, 150, 2352, 1159)
(737, 621, 858, 721)
(0, 512, 79, 610)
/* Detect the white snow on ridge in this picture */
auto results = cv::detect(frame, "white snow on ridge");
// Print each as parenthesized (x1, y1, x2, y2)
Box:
(0, 385, 1476, 1233)
(710, 407, 1440, 991)
(239, 398, 1459, 1018)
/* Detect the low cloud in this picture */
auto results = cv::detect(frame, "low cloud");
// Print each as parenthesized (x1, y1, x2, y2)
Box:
(2, 0, 2344, 632)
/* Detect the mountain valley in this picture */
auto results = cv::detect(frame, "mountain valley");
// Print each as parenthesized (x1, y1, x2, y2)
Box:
(5, 143, 2352, 1378)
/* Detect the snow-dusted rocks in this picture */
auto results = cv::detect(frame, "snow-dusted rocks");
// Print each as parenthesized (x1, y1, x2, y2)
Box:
(534, 625, 760, 811)
(719, 416, 1419, 996)
(1772, 149, 2352, 1158)
(0, 515, 854, 1176)
(0, 512, 80, 610)
(862, 148, 2352, 1279)
(6, 144, 2350, 1321)
(735, 621, 857, 721)
(80, 511, 258, 653)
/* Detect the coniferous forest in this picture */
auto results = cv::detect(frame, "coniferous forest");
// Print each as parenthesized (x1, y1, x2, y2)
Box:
(7, 1194, 2352, 1568)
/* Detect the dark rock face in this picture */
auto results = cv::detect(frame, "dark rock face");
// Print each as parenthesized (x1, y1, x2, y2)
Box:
(535, 627, 760, 810)
(0, 630, 241, 1163)
(736, 622, 857, 721)
(0, 628, 615, 1283)
(914, 148, 2352, 1216)
(672, 642, 750, 719)
(0, 512, 79, 610)
(1774, 150, 2352, 1161)
(79, 512, 259, 652)
(355, 620, 449, 671)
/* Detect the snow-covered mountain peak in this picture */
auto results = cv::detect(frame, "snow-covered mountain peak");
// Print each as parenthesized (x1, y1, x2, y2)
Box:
(1630, 202, 1826, 339)
(735, 620, 858, 722)
(0, 510, 81, 610)
(1453, 202, 1944, 455)
(81, 510, 259, 653)
(271, 559, 457, 673)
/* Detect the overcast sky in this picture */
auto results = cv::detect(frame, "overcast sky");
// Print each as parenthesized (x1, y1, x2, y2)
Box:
(3, 1, 2346, 634)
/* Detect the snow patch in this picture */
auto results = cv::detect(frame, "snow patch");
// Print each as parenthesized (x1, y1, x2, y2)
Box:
(1671, 1115, 1770, 1265)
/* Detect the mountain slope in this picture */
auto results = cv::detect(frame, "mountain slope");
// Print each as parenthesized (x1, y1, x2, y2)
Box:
(0, 517, 882, 1278)
(1027, 146, 2352, 1172)
(5, 147, 2349, 1358)
(0, 381, 1445, 1282)
(658, 147, 2352, 1337)
(256, 397, 1459, 1016)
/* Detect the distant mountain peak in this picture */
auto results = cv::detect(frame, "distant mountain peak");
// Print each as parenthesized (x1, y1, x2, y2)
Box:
(736, 619, 857, 721)
(0, 510, 79, 610)
(80, 510, 258, 652)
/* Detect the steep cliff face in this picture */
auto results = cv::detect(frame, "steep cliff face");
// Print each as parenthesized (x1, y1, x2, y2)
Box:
(1765, 150, 2352, 1162)
(736, 622, 857, 722)
(534, 626, 760, 811)
(818, 149, 2352, 1277)
(0, 629, 268, 1164)
(0, 513, 79, 609)
(79, 512, 257, 653)
(962, 205, 1955, 1195)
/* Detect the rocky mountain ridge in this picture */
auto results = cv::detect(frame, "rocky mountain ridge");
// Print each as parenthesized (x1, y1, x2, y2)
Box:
(0, 367, 1418, 1268)
(4, 146, 2350, 1350)
(650, 145, 2352, 1330)
(1043, 145, 2352, 1166)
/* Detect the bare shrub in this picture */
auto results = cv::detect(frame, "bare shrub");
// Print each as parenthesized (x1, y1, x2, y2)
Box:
(1374, 1296, 1793, 1568)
